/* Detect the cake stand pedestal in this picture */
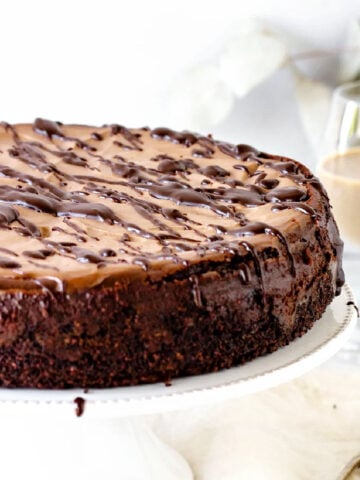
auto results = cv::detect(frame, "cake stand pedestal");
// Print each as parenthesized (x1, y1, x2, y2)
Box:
(0, 284, 356, 480)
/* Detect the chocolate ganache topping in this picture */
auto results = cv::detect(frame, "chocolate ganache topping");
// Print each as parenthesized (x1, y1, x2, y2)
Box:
(0, 119, 344, 293)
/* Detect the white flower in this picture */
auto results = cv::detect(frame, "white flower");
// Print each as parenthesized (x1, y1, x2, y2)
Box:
(293, 66, 332, 154)
(167, 64, 235, 131)
(338, 18, 360, 84)
(219, 22, 288, 98)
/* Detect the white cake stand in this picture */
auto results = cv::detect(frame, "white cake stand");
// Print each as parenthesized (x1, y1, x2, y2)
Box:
(0, 284, 357, 480)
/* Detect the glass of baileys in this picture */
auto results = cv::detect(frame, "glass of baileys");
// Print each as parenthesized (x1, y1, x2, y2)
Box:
(318, 81, 360, 248)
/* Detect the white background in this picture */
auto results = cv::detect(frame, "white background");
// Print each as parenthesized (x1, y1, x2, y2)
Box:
(0, 0, 358, 168)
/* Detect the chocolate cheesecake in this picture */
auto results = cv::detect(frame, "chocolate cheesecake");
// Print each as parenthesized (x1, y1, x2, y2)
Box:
(0, 119, 344, 388)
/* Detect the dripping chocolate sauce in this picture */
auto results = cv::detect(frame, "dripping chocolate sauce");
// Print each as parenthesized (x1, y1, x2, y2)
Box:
(347, 301, 359, 318)
(0, 119, 344, 296)
(74, 397, 86, 417)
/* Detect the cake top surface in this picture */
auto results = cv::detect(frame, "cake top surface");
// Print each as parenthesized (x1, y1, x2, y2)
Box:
(0, 119, 319, 291)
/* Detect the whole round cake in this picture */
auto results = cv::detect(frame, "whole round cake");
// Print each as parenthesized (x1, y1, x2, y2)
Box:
(0, 119, 344, 388)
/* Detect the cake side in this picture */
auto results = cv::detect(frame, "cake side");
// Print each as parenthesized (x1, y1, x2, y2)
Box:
(0, 229, 335, 388)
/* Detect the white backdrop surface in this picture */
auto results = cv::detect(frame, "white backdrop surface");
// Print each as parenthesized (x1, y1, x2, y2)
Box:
(0, 0, 358, 159)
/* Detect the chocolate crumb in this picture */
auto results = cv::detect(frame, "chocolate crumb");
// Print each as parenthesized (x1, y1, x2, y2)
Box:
(74, 397, 86, 417)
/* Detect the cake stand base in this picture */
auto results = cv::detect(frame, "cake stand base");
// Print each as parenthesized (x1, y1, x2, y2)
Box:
(0, 284, 356, 480)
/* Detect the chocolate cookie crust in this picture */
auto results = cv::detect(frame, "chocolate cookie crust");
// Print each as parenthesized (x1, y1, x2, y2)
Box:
(0, 120, 344, 388)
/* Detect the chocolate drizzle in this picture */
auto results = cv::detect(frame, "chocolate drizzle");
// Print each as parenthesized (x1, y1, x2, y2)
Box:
(240, 241, 265, 306)
(0, 257, 21, 269)
(74, 397, 85, 417)
(151, 127, 197, 147)
(232, 222, 295, 277)
(190, 275, 203, 307)
(0, 119, 344, 296)
(34, 118, 64, 138)
(347, 301, 359, 318)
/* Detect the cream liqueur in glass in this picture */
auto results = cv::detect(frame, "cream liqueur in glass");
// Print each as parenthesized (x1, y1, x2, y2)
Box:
(318, 82, 360, 248)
